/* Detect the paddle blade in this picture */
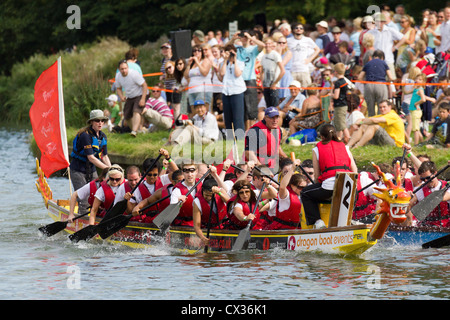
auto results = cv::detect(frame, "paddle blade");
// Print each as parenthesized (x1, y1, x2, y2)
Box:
(232, 222, 252, 251)
(39, 221, 68, 237)
(68, 225, 98, 243)
(412, 188, 448, 221)
(152, 203, 180, 232)
(97, 215, 132, 239)
(100, 200, 128, 224)
(422, 234, 450, 249)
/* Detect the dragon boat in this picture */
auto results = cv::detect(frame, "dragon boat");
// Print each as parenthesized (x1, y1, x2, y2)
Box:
(36, 159, 424, 255)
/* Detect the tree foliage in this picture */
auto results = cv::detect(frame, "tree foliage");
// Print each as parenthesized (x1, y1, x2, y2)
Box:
(0, 0, 444, 76)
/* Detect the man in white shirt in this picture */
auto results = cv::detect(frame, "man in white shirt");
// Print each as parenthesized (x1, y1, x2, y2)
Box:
(436, 6, 450, 54)
(170, 100, 220, 145)
(287, 23, 320, 87)
(367, 12, 407, 80)
(115, 60, 148, 137)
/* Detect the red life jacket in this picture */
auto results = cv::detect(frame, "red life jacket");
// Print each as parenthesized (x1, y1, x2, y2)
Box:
(420, 180, 450, 228)
(97, 181, 116, 217)
(245, 121, 281, 168)
(403, 178, 414, 192)
(88, 179, 100, 207)
(196, 191, 227, 228)
(271, 186, 302, 229)
(136, 184, 176, 224)
(225, 197, 262, 230)
(138, 180, 162, 212)
(353, 175, 377, 220)
(317, 140, 352, 182)
(172, 180, 202, 227)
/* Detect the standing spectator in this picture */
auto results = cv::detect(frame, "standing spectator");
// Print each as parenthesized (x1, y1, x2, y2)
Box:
(396, 15, 416, 62)
(287, 22, 320, 88)
(332, 63, 350, 142)
(218, 43, 247, 136)
(104, 94, 121, 131)
(359, 15, 376, 65)
(164, 60, 182, 119)
(420, 11, 441, 54)
(367, 12, 407, 80)
(211, 44, 224, 113)
(409, 73, 436, 145)
(124, 48, 143, 75)
(401, 66, 422, 143)
(234, 31, 265, 129)
(358, 50, 394, 116)
(192, 30, 206, 46)
(274, 35, 293, 100)
(279, 23, 293, 39)
(361, 33, 375, 66)
(324, 27, 353, 58)
(173, 58, 189, 119)
(159, 43, 174, 103)
(315, 21, 330, 56)
(436, 6, 450, 54)
(349, 17, 362, 64)
(115, 60, 148, 137)
(260, 37, 285, 108)
(184, 45, 213, 109)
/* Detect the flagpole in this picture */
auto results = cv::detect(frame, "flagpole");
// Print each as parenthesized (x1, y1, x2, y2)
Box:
(57, 56, 72, 196)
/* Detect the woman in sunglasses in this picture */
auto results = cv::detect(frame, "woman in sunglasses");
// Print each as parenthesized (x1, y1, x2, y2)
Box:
(184, 45, 213, 112)
(88, 164, 124, 225)
(70, 109, 112, 213)
(222, 180, 265, 230)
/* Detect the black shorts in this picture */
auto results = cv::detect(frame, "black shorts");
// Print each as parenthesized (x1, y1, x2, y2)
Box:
(123, 95, 144, 120)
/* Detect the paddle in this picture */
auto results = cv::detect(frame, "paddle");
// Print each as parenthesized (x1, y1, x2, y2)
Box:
(101, 154, 163, 222)
(153, 169, 212, 233)
(39, 211, 90, 237)
(290, 152, 314, 184)
(422, 234, 450, 249)
(357, 178, 381, 194)
(232, 181, 266, 251)
(412, 183, 450, 221)
(410, 164, 450, 221)
(97, 194, 171, 239)
(69, 154, 164, 243)
(204, 195, 217, 253)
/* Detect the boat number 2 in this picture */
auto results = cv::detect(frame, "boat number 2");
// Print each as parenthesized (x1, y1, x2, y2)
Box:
(342, 181, 352, 209)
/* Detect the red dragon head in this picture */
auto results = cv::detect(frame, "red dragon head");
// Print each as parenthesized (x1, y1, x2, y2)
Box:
(371, 161, 410, 224)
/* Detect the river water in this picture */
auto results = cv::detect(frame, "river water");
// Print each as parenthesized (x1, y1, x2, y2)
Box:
(1, 127, 449, 305)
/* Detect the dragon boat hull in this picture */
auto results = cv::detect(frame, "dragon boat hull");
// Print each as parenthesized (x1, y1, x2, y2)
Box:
(44, 199, 376, 255)
(386, 225, 450, 246)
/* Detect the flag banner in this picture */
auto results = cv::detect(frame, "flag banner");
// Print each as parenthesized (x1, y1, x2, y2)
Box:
(29, 57, 69, 177)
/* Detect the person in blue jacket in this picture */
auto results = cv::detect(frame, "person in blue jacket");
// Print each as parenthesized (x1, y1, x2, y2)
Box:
(70, 109, 112, 212)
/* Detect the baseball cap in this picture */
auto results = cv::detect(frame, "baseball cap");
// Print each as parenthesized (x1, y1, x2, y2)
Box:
(193, 99, 205, 106)
(265, 107, 279, 118)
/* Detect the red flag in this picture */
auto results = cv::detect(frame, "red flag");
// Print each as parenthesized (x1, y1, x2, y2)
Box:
(30, 58, 69, 177)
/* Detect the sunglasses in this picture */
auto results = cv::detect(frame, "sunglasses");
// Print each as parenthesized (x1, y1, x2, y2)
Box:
(152, 90, 160, 93)
(93, 119, 105, 123)
(420, 175, 432, 181)
(182, 168, 197, 173)
(193, 49, 202, 52)
(109, 177, 122, 182)
(278, 42, 287, 44)
(177, 62, 184, 66)
(239, 190, 251, 195)
(147, 173, 158, 177)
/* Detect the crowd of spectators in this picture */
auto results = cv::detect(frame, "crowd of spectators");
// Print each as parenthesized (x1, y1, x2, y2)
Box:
(106, 4, 450, 149)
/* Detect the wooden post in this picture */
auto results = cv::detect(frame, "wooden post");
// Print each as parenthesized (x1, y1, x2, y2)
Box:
(328, 173, 357, 227)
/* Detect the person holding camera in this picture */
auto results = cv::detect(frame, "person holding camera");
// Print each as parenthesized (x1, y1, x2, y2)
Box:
(169, 99, 220, 145)
(218, 43, 247, 137)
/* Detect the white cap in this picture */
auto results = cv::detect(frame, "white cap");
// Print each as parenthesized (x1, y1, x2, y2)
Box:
(316, 21, 328, 29)
(105, 94, 118, 102)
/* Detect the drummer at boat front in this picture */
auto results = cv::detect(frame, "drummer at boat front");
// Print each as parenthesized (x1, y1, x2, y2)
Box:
(300, 124, 358, 229)
(88, 164, 125, 225)
(69, 109, 112, 213)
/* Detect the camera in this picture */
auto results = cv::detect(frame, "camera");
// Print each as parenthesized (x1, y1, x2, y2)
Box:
(175, 119, 190, 126)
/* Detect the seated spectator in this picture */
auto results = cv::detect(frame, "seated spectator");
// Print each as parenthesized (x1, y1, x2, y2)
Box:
(169, 100, 219, 145)
(425, 103, 450, 148)
(288, 84, 322, 136)
(277, 80, 306, 128)
(347, 100, 405, 148)
(346, 93, 365, 136)
(142, 96, 174, 132)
